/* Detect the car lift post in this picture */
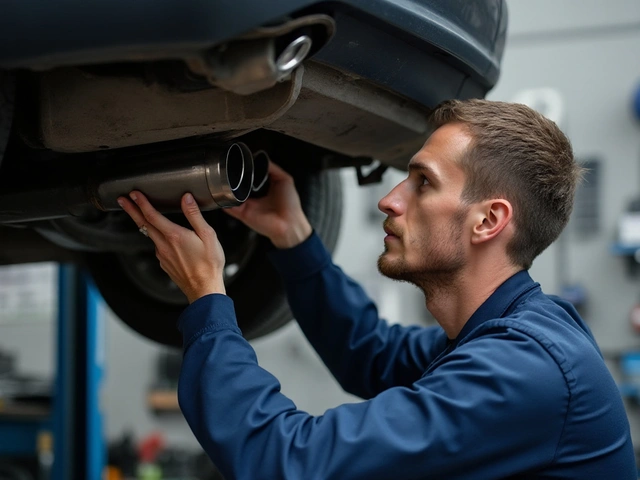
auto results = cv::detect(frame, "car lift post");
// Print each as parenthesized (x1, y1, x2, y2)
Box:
(52, 264, 106, 480)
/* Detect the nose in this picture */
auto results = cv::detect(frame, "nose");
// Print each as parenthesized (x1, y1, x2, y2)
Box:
(378, 181, 405, 217)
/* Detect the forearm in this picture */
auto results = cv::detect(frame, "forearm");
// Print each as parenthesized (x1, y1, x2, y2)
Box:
(179, 320, 294, 477)
(177, 294, 371, 480)
(268, 214, 312, 249)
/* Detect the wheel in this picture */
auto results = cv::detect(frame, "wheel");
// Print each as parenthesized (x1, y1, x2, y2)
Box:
(87, 167, 342, 347)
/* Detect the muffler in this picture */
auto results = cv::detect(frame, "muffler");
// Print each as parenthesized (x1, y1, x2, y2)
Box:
(0, 142, 255, 224)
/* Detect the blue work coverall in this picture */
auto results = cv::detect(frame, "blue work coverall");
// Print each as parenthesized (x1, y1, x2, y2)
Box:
(177, 233, 636, 479)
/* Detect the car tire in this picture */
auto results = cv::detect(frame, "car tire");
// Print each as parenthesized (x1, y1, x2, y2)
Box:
(86, 168, 342, 347)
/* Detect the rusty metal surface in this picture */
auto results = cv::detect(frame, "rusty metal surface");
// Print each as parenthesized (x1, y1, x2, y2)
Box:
(268, 62, 430, 168)
(38, 61, 428, 168)
(39, 66, 303, 152)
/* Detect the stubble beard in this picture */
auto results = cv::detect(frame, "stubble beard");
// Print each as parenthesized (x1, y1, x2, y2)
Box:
(377, 212, 467, 301)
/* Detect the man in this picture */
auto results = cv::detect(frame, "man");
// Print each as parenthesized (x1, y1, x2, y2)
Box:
(118, 100, 636, 479)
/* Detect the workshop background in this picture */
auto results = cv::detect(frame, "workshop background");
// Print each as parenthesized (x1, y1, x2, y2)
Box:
(2, 0, 640, 473)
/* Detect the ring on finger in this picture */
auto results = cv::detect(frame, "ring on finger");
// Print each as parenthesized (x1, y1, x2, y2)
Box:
(139, 225, 149, 237)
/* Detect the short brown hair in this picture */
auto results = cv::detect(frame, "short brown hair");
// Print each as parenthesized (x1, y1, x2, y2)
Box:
(428, 99, 583, 269)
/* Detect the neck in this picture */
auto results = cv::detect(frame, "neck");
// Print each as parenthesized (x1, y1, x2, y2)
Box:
(420, 260, 520, 339)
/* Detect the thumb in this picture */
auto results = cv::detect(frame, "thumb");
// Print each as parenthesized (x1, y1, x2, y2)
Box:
(181, 193, 210, 236)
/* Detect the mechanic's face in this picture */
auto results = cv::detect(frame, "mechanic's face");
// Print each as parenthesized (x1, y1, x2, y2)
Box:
(377, 123, 472, 288)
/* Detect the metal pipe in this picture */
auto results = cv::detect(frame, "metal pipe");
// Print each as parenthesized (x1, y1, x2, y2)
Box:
(250, 150, 270, 198)
(94, 142, 253, 211)
(0, 142, 254, 224)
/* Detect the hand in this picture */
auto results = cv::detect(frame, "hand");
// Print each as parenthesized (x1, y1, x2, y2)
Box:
(117, 191, 226, 303)
(225, 161, 312, 249)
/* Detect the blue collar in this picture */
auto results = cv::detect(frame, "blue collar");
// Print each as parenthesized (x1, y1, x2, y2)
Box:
(449, 270, 540, 348)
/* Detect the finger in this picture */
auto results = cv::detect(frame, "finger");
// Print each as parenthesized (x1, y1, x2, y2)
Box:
(117, 196, 163, 241)
(266, 161, 292, 181)
(181, 193, 212, 238)
(129, 191, 176, 234)
(117, 196, 145, 226)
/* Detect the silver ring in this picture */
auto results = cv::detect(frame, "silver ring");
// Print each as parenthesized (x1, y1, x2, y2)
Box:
(139, 225, 149, 237)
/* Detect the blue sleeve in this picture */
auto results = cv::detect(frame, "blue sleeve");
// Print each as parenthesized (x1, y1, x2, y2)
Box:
(267, 232, 447, 399)
(177, 294, 569, 480)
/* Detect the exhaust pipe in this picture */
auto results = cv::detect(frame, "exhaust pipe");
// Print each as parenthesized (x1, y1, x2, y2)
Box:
(0, 143, 254, 224)
(96, 142, 254, 211)
(249, 150, 270, 198)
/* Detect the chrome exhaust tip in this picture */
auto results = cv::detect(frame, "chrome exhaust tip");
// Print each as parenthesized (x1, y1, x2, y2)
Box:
(207, 142, 254, 208)
(97, 142, 255, 213)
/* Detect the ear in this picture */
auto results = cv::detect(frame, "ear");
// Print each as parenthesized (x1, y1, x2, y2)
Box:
(470, 199, 513, 245)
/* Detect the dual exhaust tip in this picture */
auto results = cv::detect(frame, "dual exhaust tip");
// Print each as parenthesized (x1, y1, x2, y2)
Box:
(97, 142, 271, 214)
(217, 143, 271, 205)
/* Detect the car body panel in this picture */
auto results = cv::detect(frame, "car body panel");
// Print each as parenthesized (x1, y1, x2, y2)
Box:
(0, 0, 507, 107)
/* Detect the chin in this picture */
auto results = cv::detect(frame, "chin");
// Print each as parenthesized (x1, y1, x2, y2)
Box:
(377, 253, 409, 281)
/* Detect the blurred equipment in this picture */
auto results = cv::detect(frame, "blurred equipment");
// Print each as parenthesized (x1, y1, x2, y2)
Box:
(618, 197, 640, 248)
(107, 431, 226, 480)
(147, 351, 182, 415)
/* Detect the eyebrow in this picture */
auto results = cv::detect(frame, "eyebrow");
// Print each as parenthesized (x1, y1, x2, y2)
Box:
(408, 161, 439, 181)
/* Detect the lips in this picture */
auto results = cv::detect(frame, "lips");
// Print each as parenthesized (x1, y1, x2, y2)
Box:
(383, 220, 400, 238)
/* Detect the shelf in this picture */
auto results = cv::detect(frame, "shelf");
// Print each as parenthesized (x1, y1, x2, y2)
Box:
(0, 416, 51, 455)
(0, 402, 50, 419)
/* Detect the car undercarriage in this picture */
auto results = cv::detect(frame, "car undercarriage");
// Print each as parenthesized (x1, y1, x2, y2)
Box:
(0, 1, 507, 345)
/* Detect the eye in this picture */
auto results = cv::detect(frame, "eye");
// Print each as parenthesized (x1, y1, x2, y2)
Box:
(419, 175, 430, 187)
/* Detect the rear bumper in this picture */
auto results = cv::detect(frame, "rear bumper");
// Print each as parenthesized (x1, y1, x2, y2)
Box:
(0, 0, 506, 106)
